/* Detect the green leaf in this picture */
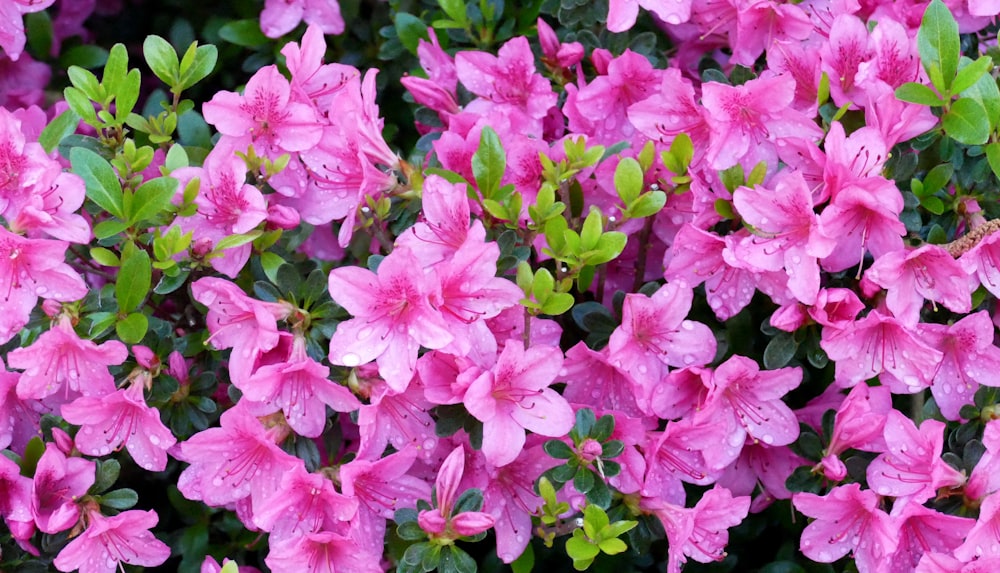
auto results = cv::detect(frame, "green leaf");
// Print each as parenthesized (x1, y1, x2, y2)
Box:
(102, 44, 129, 98)
(544, 440, 574, 459)
(20, 437, 45, 477)
(143, 35, 179, 86)
(92, 459, 121, 493)
(129, 176, 177, 224)
(583, 503, 610, 535)
(587, 232, 627, 266)
(952, 55, 993, 95)
(986, 142, 1000, 180)
(921, 195, 946, 215)
(580, 209, 603, 251)
(472, 126, 506, 199)
(24, 11, 53, 58)
(602, 519, 638, 539)
(453, 488, 485, 514)
(923, 163, 954, 195)
(917, 0, 960, 93)
(214, 230, 263, 251)
(94, 219, 130, 240)
(942, 97, 990, 145)
(394, 13, 428, 55)
(566, 530, 601, 561)
(154, 270, 190, 295)
(629, 191, 666, 219)
(598, 537, 627, 555)
(39, 109, 81, 154)
(894, 82, 945, 106)
(71, 147, 125, 219)
(218, 19, 269, 48)
(439, 0, 468, 24)
(99, 488, 138, 510)
(117, 243, 152, 312)
(962, 58, 1000, 131)
(116, 312, 149, 344)
(63, 86, 99, 125)
(573, 468, 595, 494)
(763, 332, 798, 369)
(510, 543, 534, 573)
(60, 44, 109, 70)
(90, 247, 120, 267)
(614, 157, 643, 204)
(179, 44, 218, 90)
(541, 292, 574, 316)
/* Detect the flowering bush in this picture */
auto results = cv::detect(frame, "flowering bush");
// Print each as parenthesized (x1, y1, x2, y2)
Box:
(5, 0, 1000, 572)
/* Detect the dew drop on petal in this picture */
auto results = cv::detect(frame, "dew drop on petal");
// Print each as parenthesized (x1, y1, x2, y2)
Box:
(341, 353, 361, 367)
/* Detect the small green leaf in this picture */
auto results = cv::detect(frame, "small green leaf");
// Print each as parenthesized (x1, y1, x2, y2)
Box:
(510, 543, 534, 573)
(942, 97, 990, 145)
(541, 292, 574, 316)
(472, 127, 506, 199)
(394, 13, 428, 55)
(583, 503, 610, 534)
(90, 247, 120, 267)
(614, 157, 643, 204)
(986, 142, 1000, 180)
(71, 147, 125, 219)
(629, 191, 666, 219)
(115, 312, 149, 344)
(39, 109, 81, 154)
(218, 19, 269, 48)
(921, 195, 946, 215)
(60, 44, 109, 70)
(130, 176, 177, 224)
(894, 82, 945, 106)
(143, 35, 179, 86)
(917, 0, 960, 93)
(566, 530, 600, 562)
(63, 86, 99, 126)
(99, 488, 138, 510)
(923, 163, 954, 195)
(544, 440, 574, 459)
(763, 332, 798, 369)
(92, 459, 121, 493)
(179, 44, 218, 90)
(439, 0, 468, 24)
(951, 55, 993, 95)
(214, 230, 263, 251)
(117, 243, 151, 312)
(94, 219, 130, 240)
(598, 537, 627, 555)
(102, 44, 129, 99)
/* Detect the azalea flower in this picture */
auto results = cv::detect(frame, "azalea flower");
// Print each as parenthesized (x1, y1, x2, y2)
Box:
(53, 509, 170, 573)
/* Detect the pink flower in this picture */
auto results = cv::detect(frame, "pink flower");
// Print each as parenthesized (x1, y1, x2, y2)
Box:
(921, 311, 1000, 421)
(820, 15, 874, 107)
(31, 443, 95, 534)
(818, 178, 906, 273)
(418, 445, 495, 539)
(203, 65, 323, 156)
(644, 486, 750, 573)
(888, 503, 974, 573)
(793, 483, 898, 571)
(819, 383, 892, 481)
(240, 334, 361, 438)
(177, 405, 301, 508)
(355, 375, 438, 462)
(190, 277, 290, 385)
(11, 315, 127, 402)
(53, 509, 170, 573)
(260, 0, 344, 38)
(395, 174, 483, 266)
(0, 0, 56, 61)
(700, 355, 802, 448)
(665, 224, 758, 321)
(607, 282, 716, 383)
(326, 247, 453, 391)
(464, 343, 575, 467)
(338, 447, 431, 557)
(955, 493, 1000, 561)
(253, 465, 357, 540)
(265, 530, 381, 573)
(60, 381, 176, 471)
(455, 36, 557, 133)
(821, 310, 943, 392)
(732, 171, 836, 304)
(0, 228, 88, 344)
(702, 74, 822, 170)
(608, 0, 691, 31)
(865, 245, 972, 326)
(866, 410, 965, 506)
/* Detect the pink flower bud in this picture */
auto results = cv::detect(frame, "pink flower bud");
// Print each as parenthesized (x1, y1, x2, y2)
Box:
(417, 509, 448, 535)
(578, 438, 603, 463)
(132, 345, 157, 369)
(51, 428, 74, 454)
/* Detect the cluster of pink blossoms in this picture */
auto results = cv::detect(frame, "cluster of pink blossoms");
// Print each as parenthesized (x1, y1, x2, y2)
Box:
(5, 0, 1000, 571)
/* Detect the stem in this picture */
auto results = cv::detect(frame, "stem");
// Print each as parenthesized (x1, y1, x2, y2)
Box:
(631, 216, 655, 292)
(596, 263, 608, 304)
(522, 307, 531, 350)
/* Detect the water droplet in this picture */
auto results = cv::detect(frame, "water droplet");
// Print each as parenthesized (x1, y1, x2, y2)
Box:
(681, 320, 694, 331)
(342, 353, 361, 367)
(212, 476, 224, 487)
(762, 434, 774, 444)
